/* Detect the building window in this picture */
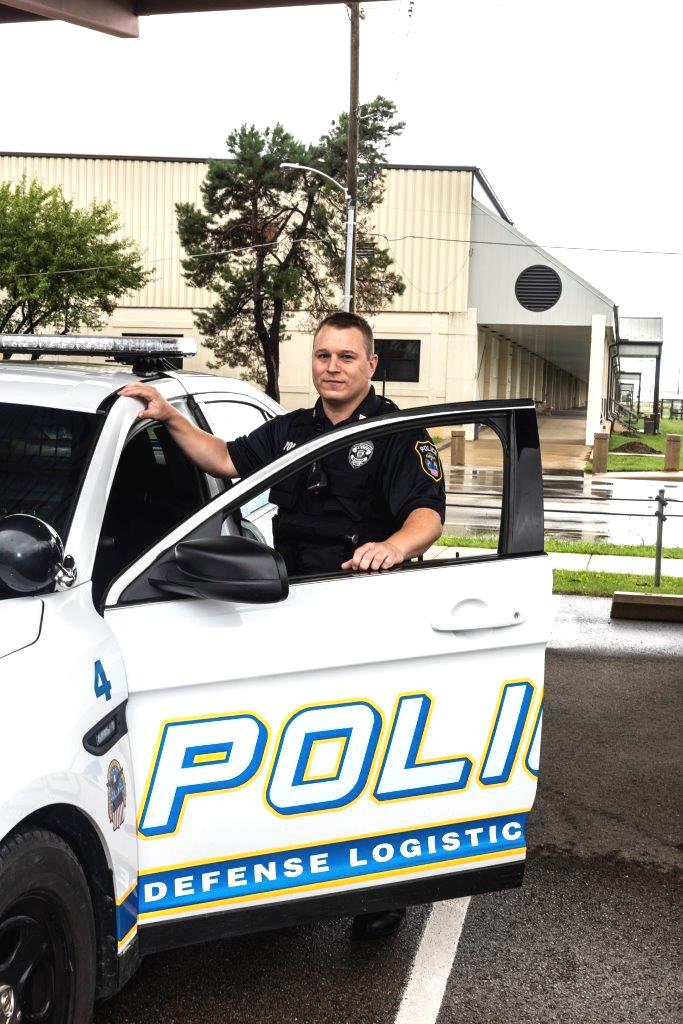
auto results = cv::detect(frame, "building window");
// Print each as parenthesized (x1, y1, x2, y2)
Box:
(514, 265, 562, 312)
(375, 339, 421, 383)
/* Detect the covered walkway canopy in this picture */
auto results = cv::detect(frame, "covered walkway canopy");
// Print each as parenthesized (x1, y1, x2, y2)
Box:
(468, 199, 618, 445)
(0, 1, 362, 38)
(618, 317, 664, 431)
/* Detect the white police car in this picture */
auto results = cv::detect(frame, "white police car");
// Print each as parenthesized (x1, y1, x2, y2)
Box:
(0, 334, 552, 1024)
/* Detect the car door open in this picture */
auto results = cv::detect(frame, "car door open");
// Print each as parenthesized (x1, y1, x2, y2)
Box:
(102, 399, 552, 954)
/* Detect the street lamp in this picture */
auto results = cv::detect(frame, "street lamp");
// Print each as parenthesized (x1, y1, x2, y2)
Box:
(280, 162, 355, 313)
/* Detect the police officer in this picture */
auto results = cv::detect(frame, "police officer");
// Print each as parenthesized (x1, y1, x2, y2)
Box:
(121, 312, 445, 577)
(120, 311, 446, 936)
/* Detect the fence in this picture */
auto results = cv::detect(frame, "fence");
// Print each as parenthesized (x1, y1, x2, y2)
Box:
(443, 483, 682, 588)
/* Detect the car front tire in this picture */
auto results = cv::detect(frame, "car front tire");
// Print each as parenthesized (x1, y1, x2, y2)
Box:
(0, 828, 96, 1024)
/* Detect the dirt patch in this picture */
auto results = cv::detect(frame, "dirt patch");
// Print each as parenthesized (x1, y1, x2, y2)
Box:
(613, 441, 660, 455)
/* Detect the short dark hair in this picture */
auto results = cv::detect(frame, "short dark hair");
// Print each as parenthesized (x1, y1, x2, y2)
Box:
(314, 311, 374, 358)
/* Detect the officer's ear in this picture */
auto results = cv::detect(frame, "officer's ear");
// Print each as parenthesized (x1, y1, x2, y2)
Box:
(368, 353, 379, 378)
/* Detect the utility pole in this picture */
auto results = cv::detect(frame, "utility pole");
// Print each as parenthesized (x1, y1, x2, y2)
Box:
(347, 2, 360, 312)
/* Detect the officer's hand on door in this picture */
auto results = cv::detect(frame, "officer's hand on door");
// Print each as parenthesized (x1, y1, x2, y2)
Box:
(341, 540, 405, 572)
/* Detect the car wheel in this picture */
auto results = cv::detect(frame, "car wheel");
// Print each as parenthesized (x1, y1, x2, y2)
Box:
(0, 829, 96, 1024)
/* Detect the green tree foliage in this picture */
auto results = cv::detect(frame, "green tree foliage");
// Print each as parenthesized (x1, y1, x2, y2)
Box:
(176, 97, 405, 401)
(0, 177, 152, 337)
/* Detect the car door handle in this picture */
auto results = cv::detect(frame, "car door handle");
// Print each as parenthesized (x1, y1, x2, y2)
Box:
(431, 603, 525, 632)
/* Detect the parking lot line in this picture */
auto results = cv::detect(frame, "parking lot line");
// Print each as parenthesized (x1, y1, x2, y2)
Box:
(393, 897, 471, 1024)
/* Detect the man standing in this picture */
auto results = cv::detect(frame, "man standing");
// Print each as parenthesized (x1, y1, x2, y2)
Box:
(119, 311, 446, 936)
(120, 312, 444, 577)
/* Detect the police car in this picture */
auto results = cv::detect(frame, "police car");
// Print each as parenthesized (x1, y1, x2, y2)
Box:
(0, 334, 552, 1024)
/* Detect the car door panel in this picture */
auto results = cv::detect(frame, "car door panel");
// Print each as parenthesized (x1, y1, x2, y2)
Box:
(103, 401, 550, 933)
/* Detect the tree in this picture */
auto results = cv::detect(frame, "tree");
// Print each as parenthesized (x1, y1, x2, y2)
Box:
(176, 97, 405, 402)
(0, 177, 152, 337)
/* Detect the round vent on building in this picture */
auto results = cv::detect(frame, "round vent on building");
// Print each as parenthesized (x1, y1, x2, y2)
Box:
(515, 265, 562, 312)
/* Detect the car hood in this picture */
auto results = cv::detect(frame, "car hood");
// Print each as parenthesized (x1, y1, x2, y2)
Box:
(0, 598, 44, 660)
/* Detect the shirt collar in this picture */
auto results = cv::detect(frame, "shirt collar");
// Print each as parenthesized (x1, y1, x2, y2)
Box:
(313, 386, 380, 427)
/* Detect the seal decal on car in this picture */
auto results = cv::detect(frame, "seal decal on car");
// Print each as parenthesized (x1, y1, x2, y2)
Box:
(107, 759, 127, 831)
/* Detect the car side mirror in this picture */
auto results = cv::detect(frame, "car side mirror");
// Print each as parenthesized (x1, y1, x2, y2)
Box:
(0, 514, 76, 595)
(149, 535, 289, 604)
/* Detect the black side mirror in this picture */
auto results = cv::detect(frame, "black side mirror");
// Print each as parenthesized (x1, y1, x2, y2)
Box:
(150, 535, 289, 604)
(0, 514, 75, 595)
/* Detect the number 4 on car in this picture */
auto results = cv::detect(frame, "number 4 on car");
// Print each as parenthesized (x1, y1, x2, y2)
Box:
(0, 334, 552, 1024)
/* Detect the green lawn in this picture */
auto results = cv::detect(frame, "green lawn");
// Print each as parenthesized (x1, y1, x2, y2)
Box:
(553, 569, 683, 597)
(586, 416, 683, 473)
(436, 534, 683, 559)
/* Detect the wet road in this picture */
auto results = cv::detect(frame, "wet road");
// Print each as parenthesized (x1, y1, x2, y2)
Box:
(96, 599, 681, 1024)
(444, 469, 683, 546)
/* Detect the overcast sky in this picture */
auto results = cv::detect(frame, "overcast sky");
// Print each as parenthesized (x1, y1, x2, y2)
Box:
(2, 0, 681, 393)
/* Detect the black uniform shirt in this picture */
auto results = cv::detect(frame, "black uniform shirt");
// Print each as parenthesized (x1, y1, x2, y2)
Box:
(227, 387, 446, 531)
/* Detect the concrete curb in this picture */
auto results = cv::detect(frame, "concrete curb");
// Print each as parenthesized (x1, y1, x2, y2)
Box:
(610, 591, 683, 623)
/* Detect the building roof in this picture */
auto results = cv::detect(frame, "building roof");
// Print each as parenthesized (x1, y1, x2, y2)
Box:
(0, 1, 359, 39)
(471, 199, 615, 309)
(618, 317, 663, 343)
(0, 150, 514, 225)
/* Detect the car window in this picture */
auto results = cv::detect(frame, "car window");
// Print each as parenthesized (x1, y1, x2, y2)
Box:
(226, 421, 503, 581)
(197, 397, 273, 517)
(198, 398, 269, 441)
(0, 402, 100, 601)
(111, 407, 542, 609)
(257, 420, 504, 579)
(91, 419, 210, 606)
(0, 403, 99, 540)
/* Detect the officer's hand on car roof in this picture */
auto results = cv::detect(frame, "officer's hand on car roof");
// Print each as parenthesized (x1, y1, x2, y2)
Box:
(341, 540, 405, 573)
(118, 383, 175, 423)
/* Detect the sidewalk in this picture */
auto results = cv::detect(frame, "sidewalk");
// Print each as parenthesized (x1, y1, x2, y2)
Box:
(424, 545, 683, 577)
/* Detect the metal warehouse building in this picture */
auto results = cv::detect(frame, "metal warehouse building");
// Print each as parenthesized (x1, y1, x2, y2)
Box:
(1, 152, 617, 442)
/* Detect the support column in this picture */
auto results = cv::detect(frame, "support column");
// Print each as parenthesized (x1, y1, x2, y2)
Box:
(445, 308, 478, 438)
(511, 345, 522, 398)
(497, 340, 511, 399)
(533, 357, 543, 402)
(586, 314, 607, 444)
(520, 349, 531, 399)
(478, 329, 491, 400)
(489, 335, 500, 400)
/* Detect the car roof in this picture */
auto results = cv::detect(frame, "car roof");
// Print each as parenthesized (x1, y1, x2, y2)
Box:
(0, 361, 280, 414)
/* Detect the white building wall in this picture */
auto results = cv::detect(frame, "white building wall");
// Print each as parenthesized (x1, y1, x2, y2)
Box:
(0, 154, 476, 408)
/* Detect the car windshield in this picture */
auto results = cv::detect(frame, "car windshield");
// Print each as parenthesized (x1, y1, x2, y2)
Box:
(0, 403, 100, 584)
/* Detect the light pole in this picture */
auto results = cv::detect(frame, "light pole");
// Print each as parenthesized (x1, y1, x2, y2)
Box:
(280, 162, 355, 313)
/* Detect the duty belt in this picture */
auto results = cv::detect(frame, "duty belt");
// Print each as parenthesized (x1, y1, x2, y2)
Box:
(274, 519, 359, 549)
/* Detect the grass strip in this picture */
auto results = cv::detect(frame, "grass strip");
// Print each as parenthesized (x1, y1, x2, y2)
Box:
(585, 417, 683, 472)
(437, 534, 683, 559)
(553, 569, 683, 597)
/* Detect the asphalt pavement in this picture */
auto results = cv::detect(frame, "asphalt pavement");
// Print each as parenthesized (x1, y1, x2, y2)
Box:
(96, 598, 681, 1024)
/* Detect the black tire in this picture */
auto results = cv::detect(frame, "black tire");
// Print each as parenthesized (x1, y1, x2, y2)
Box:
(0, 828, 96, 1024)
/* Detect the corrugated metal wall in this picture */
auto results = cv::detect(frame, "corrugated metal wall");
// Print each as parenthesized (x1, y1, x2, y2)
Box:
(0, 153, 213, 310)
(0, 155, 472, 315)
(374, 168, 472, 313)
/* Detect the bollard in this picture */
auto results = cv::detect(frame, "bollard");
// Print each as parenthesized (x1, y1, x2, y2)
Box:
(654, 489, 667, 587)
(592, 432, 610, 474)
(664, 434, 681, 471)
(450, 430, 466, 466)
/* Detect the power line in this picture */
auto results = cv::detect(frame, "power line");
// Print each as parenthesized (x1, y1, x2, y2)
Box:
(6, 228, 682, 285)
(11, 238, 289, 280)
(370, 233, 683, 257)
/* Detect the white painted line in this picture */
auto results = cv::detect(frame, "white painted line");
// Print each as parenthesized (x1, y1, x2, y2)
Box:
(394, 897, 471, 1024)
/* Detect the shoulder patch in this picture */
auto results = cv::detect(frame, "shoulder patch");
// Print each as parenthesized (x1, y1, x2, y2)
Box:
(414, 440, 443, 482)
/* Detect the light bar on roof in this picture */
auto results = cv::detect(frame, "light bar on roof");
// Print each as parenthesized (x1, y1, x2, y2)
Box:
(0, 334, 197, 358)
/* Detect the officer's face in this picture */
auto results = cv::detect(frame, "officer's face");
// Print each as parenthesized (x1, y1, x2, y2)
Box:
(312, 327, 378, 407)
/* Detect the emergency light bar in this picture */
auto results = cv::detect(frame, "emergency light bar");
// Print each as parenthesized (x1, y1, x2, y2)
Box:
(0, 334, 197, 360)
